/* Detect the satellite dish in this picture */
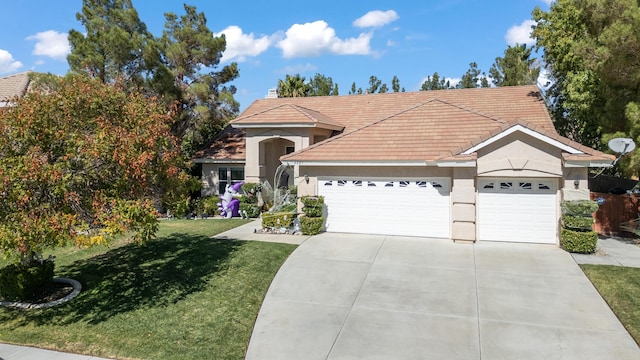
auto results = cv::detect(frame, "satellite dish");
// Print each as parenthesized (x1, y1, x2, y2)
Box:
(608, 138, 636, 155)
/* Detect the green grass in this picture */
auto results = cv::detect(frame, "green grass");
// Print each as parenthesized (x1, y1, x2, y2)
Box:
(581, 265, 640, 346)
(0, 219, 297, 360)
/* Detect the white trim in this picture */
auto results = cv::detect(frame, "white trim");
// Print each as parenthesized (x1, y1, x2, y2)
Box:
(232, 123, 343, 131)
(435, 160, 476, 167)
(192, 159, 246, 164)
(462, 124, 583, 155)
(564, 160, 613, 168)
(282, 160, 433, 167)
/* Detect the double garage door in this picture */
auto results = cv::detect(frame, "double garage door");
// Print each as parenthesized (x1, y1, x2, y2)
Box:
(477, 178, 558, 244)
(318, 177, 558, 244)
(318, 178, 450, 238)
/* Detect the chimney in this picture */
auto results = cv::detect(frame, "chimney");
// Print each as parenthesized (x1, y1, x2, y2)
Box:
(265, 88, 278, 99)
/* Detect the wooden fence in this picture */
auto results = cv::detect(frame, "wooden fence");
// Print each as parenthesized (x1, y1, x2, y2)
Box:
(590, 191, 640, 237)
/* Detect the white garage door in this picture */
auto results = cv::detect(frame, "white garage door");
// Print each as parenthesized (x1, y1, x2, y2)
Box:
(478, 178, 558, 244)
(318, 179, 450, 238)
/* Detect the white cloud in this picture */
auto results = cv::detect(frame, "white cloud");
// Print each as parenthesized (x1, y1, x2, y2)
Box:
(216, 26, 274, 63)
(0, 49, 23, 74)
(26, 30, 70, 60)
(277, 20, 372, 58)
(541, 0, 554, 5)
(505, 20, 537, 46)
(353, 10, 399, 28)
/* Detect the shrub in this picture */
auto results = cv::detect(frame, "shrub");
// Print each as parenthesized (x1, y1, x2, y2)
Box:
(300, 216, 324, 235)
(241, 183, 262, 204)
(0, 259, 55, 301)
(561, 200, 599, 216)
(562, 214, 595, 231)
(560, 228, 599, 254)
(239, 203, 261, 218)
(199, 196, 219, 216)
(262, 212, 295, 229)
(301, 196, 324, 217)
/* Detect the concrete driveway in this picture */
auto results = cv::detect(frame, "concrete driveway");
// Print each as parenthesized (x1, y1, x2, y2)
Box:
(245, 233, 640, 360)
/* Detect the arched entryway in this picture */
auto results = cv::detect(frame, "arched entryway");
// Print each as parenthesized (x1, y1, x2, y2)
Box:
(259, 137, 295, 188)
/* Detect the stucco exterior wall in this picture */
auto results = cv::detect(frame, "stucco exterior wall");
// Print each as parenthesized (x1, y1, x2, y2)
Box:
(476, 132, 563, 177)
(451, 168, 476, 242)
(244, 128, 333, 185)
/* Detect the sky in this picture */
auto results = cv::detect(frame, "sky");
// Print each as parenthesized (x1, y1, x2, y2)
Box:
(0, 0, 553, 111)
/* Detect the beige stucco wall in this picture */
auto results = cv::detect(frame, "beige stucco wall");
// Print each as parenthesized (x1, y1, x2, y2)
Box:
(451, 168, 476, 242)
(562, 167, 590, 201)
(476, 132, 563, 178)
(244, 127, 333, 186)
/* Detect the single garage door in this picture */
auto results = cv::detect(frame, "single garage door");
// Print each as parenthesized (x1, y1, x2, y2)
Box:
(318, 178, 450, 238)
(477, 178, 558, 244)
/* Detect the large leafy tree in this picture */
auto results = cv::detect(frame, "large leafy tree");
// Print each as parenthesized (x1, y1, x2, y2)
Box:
(457, 62, 490, 88)
(67, 0, 156, 86)
(68, 1, 240, 157)
(0, 74, 191, 266)
(420, 72, 452, 91)
(160, 4, 240, 156)
(532, 0, 640, 175)
(308, 73, 339, 96)
(489, 44, 540, 87)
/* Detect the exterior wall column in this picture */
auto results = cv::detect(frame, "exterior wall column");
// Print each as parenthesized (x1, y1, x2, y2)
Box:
(451, 168, 477, 242)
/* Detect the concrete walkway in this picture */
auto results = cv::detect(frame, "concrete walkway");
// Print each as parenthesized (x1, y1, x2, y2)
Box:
(573, 236, 640, 267)
(246, 233, 640, 360)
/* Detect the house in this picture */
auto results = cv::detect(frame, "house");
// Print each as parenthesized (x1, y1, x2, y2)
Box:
(0, 72, 32, 107)
(193, 85, 613, 244)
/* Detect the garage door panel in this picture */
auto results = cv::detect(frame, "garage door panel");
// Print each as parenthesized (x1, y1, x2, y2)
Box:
(478, 179, 558, 244)
(319, 179, 450, 238)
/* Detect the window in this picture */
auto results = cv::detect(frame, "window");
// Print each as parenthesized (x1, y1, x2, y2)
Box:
(538, 183, 551, 190)
(431, 182, 443, 188)
(218, 166, 244, 194)
(353, 180, 362, 186)
(519, 182, 532, 190)
(285, 146, 295, 155)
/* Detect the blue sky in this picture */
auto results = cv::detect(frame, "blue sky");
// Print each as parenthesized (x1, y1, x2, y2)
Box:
(0, 0, 552, 111)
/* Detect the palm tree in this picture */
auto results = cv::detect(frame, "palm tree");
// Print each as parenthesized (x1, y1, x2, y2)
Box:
(277, 74, 310, 97)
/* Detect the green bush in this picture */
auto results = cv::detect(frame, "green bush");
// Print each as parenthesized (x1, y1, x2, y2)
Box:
(300, 216, 324, 235)
(560, 228, 599, 254)
(241, 183, 262, 204)
(562, 214, 595, 231)
(0, 260, 55, 301)
(239, 203, 261, 218)
(199, 196, 220, 216)
(561, 200, 599, 217)
(301, 196, 324, 217)
(262, 212, 295, 229)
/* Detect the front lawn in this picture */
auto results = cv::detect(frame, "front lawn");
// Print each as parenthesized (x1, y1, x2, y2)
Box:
(0, 219, 297, 360)
(581, 264, 640, 346)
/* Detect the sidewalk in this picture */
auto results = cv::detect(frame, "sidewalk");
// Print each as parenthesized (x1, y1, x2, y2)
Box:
(572, 236, 640, 267)
(0, 343, 112, 360)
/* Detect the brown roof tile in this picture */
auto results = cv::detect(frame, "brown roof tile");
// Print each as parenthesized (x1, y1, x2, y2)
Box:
(193, 125, 245, 161)
(232, 103, 344, 130)
(0, 72, 31, 102)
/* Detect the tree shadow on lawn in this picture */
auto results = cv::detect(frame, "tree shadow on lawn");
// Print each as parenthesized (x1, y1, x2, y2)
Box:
(7, 233, 244, 326)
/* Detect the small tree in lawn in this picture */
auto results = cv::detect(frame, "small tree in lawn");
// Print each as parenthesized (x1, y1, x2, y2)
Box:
(0, 74, 191, 298)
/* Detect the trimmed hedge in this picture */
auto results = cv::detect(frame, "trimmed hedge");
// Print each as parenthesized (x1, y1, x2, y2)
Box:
(0, 260, 55, 301)
(561, 200, 599, 216)
(560, 228, 598, 254)
(239, 203, 261, 218)
(300, 196, 324, 217)
(562, 214, 595, 231)
(262, 212, 295, 229)
(300, 216, 323, 235)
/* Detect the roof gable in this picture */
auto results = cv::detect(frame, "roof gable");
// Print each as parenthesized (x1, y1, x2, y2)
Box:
(231, 103, 344, 130)
(281, 99, 510, 163)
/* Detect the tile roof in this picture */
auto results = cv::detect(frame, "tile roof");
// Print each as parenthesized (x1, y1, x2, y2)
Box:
(0, 72, 31, 102)
(232, 103, 344, 130)
(192, 125, 245, 161)
(211, 85, 611, 165)
(234, 85, 554, 133)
